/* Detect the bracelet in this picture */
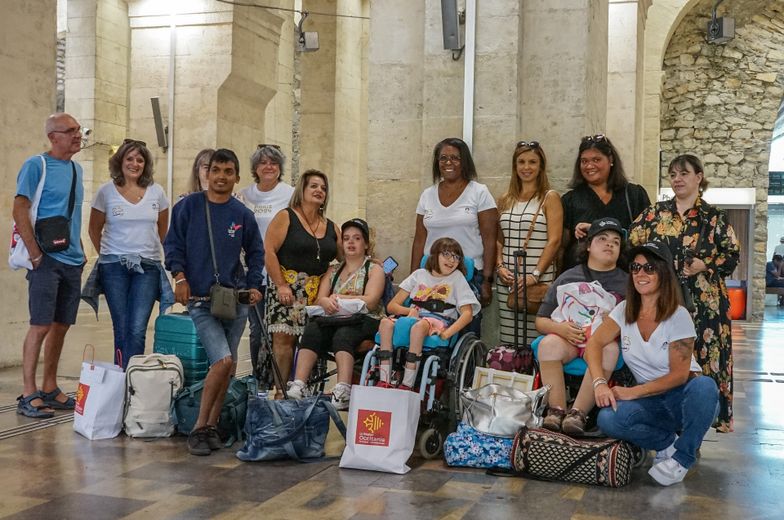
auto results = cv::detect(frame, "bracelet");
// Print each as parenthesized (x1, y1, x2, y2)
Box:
(175, 278, 187, 285)
(31, 255, 43, 263)
(592, 377, 608, 389)
(495, 262, 504, 271)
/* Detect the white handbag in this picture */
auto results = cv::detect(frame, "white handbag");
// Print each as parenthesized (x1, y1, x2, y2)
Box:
(9, 155, 46, 270)
(461, 384, 549, 438)
(339, 385, 420, 474)
(123, 353, 184, 438)
(73, 345, 126, 440)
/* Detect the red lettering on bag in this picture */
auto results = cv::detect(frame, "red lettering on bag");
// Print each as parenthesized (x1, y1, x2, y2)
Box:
(53, 239, 67, 246)
(75, 383, 89, 415)
(355, 409, 392, 447)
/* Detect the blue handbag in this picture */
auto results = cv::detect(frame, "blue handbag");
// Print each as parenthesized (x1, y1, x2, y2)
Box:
(236, 394, 346, 462)
(444, 422, 514, 469)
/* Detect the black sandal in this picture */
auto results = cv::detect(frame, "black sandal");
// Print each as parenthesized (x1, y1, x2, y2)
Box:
(17, 392, 55, 419)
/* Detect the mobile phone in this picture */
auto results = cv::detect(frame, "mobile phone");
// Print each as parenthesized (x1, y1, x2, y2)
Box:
(383, 256, 399, 274)
(237, 290, 252, 305)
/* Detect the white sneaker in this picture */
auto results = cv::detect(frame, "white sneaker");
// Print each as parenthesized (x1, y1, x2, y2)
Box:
(654, 435, 679, 465)
(331, 382, 351, 411)
(648, 457, 689, 486)
(286, 379, 307, 399)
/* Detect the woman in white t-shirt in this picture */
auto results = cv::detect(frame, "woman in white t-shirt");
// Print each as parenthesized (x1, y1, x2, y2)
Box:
(237, 145, 294, 377)
(87, 139, 171, 368)
(411, 138, 498, 334)
(584, 241, 719, 487)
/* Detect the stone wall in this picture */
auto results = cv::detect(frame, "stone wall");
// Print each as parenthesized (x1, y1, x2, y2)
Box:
(0, 0, 57, 366)
(660, 0, 784, 320)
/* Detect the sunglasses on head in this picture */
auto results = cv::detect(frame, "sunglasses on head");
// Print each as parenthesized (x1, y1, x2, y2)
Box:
(629, 262, 657, 275)
(516, 140, 540, 149)
(257, 143, 282, 151)
(123, 138, 147, 147)
(581, 134, 606, 143)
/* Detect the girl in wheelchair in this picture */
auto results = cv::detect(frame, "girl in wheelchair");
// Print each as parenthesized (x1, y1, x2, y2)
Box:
(377, 238, 480, 390)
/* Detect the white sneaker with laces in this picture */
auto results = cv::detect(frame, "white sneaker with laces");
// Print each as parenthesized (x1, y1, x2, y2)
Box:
(286, 379, 307, 399)
(331, 382, 351, 411)
(648, 457, 689, 486)
(654, 435, 679, 465)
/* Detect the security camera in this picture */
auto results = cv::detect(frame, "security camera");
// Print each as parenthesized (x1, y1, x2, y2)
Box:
(82, 128, 92, 137)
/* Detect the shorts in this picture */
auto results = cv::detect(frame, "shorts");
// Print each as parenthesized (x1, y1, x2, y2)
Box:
(26, 254, 84, 326)
(300, 315, 380, 355)
(187, 300, 248, 366)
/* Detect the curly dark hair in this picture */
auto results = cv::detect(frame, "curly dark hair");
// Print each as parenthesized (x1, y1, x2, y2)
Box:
(108, 140, 154, 187)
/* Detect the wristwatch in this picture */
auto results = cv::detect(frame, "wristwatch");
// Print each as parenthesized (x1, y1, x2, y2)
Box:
(532, 268, 541, 281)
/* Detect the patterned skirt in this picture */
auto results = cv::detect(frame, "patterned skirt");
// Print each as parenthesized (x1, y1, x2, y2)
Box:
(265, 269, 322, 336)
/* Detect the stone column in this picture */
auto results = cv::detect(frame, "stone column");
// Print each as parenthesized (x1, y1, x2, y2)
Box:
(607, 0, 651, 188)
(0, 0, 57, 367)
(518, 0, 610, 189)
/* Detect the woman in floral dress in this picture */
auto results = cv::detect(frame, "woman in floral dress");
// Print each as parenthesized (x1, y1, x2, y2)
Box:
(629, 154, 740, 432)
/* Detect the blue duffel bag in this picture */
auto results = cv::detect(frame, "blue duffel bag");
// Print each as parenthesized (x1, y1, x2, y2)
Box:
(236, 394, 346, 462)
(444, 422, 514, 469)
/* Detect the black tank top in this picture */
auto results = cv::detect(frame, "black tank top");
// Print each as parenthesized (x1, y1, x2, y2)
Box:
(276, 207, 337, 275)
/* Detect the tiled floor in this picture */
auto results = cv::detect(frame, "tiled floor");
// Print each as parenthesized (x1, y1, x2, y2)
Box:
(1, 301, 784, 519)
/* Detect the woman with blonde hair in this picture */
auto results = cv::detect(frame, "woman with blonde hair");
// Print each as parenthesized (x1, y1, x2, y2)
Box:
(495, 141, 562, 345)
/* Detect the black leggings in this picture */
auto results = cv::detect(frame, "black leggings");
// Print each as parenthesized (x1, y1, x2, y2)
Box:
(299, 315, 380, 355)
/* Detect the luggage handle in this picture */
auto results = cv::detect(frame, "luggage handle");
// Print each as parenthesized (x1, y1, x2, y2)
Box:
(264, 396, 347, 448)
(252, 305, 288, 399)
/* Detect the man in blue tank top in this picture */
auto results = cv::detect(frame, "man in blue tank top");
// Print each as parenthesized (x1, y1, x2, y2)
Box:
(165, 148, 264, 456)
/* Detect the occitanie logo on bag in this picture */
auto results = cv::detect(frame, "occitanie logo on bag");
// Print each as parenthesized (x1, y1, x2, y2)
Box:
(75, 383, 89, 415)
(356, 409, 392, 447)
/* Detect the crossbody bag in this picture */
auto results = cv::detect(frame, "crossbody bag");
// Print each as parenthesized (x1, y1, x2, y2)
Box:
(205, 195, 239, 320)
(35, 160, 77, 253)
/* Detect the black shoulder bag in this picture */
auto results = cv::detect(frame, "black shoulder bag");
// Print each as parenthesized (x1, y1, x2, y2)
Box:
(205, 195, 239, 320)
(35, 162, 77, 253)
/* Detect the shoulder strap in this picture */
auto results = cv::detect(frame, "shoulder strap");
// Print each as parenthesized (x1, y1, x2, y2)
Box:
(582, 264, 595, 282)
(330, 262, 346, 293)
(67, 162, 77, 218)
(362, 259, 371, 290)
(625, 185, 632, 223)
(204, 194, 220, 283)
(521, 190, 552, 251)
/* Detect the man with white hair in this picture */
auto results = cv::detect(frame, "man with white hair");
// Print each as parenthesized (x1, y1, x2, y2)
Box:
(774, 236, 784, 257)
(12, 113, 85, 418)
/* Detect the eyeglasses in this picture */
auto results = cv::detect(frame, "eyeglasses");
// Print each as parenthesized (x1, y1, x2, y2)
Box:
(516, 140, 540, 149)
(629, 262, 656, 275)
(582, 134, 606, 143)
(438, 155, 461, 163)
(51, 126, 82, 136)
(123, 138, 147, 147)
(257, 143, 282, 151)
(439, 251, 462, 262)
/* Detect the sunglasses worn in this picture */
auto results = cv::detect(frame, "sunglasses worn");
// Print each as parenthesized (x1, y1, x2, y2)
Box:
(439, 251, 462, 262)
(582, 134, 606, 143)
(123, 138, 147, 147)
(630, 262, 656, 275)
(258, 143, 282, 151)
(516, 140, 540, 149)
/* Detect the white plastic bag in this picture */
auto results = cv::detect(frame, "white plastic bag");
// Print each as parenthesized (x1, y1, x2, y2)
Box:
(339, 385, 420, 474)
(305, 298, 368, 318)
(73, 345, 126, 440)
(9, 155, 46, 271)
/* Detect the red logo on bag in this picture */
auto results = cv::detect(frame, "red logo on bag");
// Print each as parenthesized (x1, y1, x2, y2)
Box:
(75, 383, 89, 415)
(355, 409, 391, 447)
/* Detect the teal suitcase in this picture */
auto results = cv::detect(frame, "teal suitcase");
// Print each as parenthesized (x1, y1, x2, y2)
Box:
(153, 313, 209, 386)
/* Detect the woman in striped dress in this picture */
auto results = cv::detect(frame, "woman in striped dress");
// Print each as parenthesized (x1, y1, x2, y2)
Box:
(495, 141, 562, 346)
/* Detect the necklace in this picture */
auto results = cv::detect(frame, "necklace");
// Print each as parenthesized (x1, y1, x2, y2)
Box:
(299, 210, 322, 261)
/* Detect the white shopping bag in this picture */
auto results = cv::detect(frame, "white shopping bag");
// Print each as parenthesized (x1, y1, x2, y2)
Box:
(339, 385, 420, 474)
(73, 345, 126, 440)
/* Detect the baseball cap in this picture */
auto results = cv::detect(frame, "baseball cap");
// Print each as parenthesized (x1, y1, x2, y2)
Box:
(587, 217, 625, 241)
(628, 241, 674, 267)
(341, 218, 369, 242)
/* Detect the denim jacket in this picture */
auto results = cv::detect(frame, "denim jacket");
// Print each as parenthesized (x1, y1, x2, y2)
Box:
(81, 254, 175, 317)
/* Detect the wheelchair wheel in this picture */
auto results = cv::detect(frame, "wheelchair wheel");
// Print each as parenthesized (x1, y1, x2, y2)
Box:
(418, 428, 443, 459)
(447, 334, 488, 426)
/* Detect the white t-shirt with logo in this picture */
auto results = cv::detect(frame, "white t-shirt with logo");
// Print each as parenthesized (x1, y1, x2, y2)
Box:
(416, 181, 496, 269)
(399, 268, 481, 321)
(238, 182, 295, 241)
(92, 181, 169, 260)
(608, 301, 701, 384)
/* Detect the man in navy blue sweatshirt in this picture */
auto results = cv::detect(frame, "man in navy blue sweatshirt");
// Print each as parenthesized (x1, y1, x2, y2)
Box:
(164, 148, 264, 456)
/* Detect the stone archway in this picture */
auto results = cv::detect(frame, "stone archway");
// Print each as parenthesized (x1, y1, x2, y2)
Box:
(654, 0, 784, 319)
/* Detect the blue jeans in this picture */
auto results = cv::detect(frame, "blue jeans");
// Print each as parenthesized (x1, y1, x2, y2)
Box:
(187, 301, 248, 366)
(99, 260, 160, 368)
(597, 376, 719, 469)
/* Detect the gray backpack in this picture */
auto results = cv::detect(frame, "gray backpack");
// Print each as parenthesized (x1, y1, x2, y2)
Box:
(124, 354, 184, 438)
